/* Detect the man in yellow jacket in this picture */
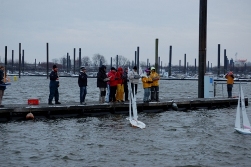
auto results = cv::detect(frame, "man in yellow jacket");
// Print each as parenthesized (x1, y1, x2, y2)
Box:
(141, 69, 153, 103)
(150, 67, 160, 102)
(225, 71, 234, 98)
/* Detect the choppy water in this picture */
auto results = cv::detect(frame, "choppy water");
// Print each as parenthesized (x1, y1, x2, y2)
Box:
(0, 76, 251, 167)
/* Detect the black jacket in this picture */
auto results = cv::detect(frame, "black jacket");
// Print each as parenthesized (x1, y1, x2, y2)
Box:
(123, 71, 128, 85)
(49, 70, 59, 87)
(0, 69, 6, 90)
(78, 72, 88, 87)
(97, 66, 108, 88)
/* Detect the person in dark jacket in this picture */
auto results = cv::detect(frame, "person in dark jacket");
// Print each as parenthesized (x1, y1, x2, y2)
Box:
(78, 66, 88, 104)
(123, 68, 129, 101)
(0, 66, 7, 107)
(97, 65, 110, 104)
(48, 65, 61, 105)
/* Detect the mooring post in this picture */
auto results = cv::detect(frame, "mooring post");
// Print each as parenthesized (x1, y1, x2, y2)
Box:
(217, 44, 220, 76)
(134, 51, 137, 67)
(12, 50, 14, 74)
(46, 43, 49, 79)
(184, 54, 186, 74)
(168, 45, 172, 77)
(198, 0, 207, 98)
(4, 46, 7, 79)
(73, 48, 76, 74)
(195, 58, 197, 74)
(22, 50, 24, 74)
(116, 55, 118, 69)
(137, 46, 139, 74)
(79, 48, 81, 69)
(19, 43, 21, 78)
(155, 38, 158, 73)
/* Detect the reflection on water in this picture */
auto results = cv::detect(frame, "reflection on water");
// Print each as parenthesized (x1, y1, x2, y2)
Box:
(0, 76, 251, 166)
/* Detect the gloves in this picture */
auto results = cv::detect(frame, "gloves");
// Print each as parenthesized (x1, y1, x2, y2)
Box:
(103, 78, 110, 81)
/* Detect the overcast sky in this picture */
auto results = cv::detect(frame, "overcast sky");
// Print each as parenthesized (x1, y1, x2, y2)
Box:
(1, 0, 250, 67)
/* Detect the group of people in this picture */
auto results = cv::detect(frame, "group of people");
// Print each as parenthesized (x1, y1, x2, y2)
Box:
(48, 64, 160, 105)
(0, 64, 237, 107)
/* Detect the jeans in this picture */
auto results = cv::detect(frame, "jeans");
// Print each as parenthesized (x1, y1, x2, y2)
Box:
(49, 85, 59, 102)
(227, 84, 233, 98)
(80, 86, 87, 103)
(143, 88, 150, 102)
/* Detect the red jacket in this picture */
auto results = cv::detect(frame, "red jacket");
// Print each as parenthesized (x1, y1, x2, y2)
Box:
(108, 70, 117, 86)
(116, 67, 124, 84)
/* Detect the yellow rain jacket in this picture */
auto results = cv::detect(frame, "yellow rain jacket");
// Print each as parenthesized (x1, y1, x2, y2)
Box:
(225, 72, 234, 84)
(150, 71, 160, 86)
(141, 76, 153, 88)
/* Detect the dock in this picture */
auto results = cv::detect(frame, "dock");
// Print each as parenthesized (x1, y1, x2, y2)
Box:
(0, 97, 248, 122)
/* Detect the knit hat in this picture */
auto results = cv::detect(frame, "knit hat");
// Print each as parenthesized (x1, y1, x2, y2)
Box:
(53, 65, 57, 69)
(133, 66, 137, 70)
(80, 66, 86, 70)
(111, 67, 116, 71)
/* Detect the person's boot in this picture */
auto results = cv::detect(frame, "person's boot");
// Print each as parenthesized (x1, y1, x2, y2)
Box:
(55, 101, 61, 104)
(48, 100, 54, 105)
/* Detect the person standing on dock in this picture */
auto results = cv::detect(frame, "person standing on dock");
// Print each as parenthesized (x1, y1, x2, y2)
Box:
(150, 67, 160, 102)
(141, 69, 153, 103)
(78, 66, 88, 105)
(48, 65, 61, 105)
(115, 67, 124, 102)
(123, 68, 129, 102)
(225, 71, 234, 98)
(107, 67, 118, 103)
(128, 66, 140, 95)
(97, 65, 110, 104)
(0, 66, 8, 108)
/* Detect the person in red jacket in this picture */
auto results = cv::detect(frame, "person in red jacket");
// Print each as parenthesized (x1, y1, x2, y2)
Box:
(107, 67, 118, 102)
(115, 67, 124, 102)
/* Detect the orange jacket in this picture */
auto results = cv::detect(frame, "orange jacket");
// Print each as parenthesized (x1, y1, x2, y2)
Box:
(141, 76, 152, 88)
(149, 71, 160, 86)
(225, 72, 234, 84)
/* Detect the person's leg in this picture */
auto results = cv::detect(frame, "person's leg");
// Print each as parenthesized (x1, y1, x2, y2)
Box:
(99, 88, 102, 103)
(115, 85, 120, 101)
(48, 86, 55, 104)
(143, 88, 147, 102)
(80, 87, 84, 103)
(151, 86, 155, 101)
(146, 88, 150, 101)
(0, 90, 4, 106)
(131, 83, 135, 96)
(101, 87, 106, 103)
(227, 84, 231, 98)
(83, 86, 87, 103)
(124, 83, 128, 101)
(135, 84, 138, 95)
(55, 88, 60, 104)
(156, 86, 159, 101)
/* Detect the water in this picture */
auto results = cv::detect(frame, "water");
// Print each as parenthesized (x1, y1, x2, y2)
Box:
(0, 76, 251, 167)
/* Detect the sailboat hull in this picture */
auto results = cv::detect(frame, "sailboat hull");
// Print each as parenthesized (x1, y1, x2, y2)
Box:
(130, 119, 146, 129)
(234, 128, 251, 135)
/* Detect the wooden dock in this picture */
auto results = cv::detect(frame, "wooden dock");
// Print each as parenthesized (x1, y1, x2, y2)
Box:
(0, 97, 248, 122)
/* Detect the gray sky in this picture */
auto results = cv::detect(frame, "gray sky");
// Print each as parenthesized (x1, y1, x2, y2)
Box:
(1, 0, 250, 67)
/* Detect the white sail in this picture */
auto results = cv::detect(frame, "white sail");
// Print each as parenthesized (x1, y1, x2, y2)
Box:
(127, 82, 145, 129)
(240, 86, 251, 129)
(235, 94, 241, 129)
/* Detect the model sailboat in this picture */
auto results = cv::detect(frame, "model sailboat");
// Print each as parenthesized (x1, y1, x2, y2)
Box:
(234, 85, 251, 135)
(127, 82, 146, 129)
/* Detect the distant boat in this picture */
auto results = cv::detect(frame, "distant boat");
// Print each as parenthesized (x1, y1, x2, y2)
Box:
(234, 85, 251, 135)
